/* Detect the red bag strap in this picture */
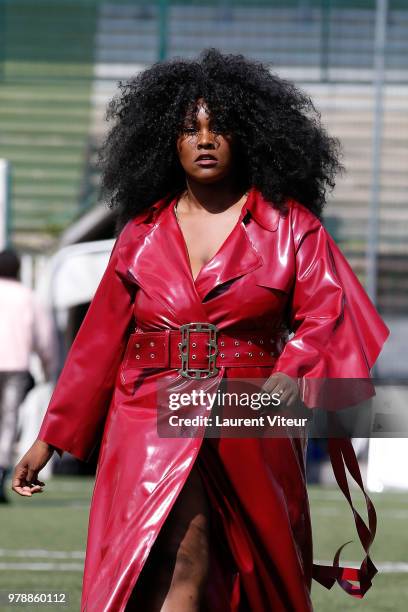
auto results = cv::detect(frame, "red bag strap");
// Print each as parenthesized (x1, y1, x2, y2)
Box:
(312, 416, 378, 598)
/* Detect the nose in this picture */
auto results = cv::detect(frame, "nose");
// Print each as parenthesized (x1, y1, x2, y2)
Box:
(197, 129, 217, 149)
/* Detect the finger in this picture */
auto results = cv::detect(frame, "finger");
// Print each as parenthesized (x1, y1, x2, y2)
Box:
(13, 490, 31, 497)
(261, 375, 282, 394)
(12, 466, 28, 489)
(30, 480, 45, 490)
(272, 383, 288, 406)
(285, 384, 300, 408)
(260, 387, 287, 415)
(12, 485, 34, 496)
(12, 465, 44, 495)
(12, 472, 33, 495)
(262, 383, 284, 401)
(28, 475, 45, 486)
(265, 379, 291, 404)
(18, 484, 43, 496)
(275, 389, 289, 408)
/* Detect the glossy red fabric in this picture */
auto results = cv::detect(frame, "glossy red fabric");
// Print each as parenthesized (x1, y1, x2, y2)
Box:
(37, 187, 389, 611)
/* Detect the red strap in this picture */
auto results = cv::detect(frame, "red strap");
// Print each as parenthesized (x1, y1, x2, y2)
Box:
(312, 415, 378, 598)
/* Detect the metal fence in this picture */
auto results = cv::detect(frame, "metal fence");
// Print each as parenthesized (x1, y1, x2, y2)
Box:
(1, 0, 407, 82)
(0, 0, 407, 313)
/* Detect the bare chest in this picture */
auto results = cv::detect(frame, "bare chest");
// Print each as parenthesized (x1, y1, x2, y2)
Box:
(176, 209, 243, 282)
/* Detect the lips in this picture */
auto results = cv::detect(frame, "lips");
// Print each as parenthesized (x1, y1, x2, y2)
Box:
(195, 154, 218, 166)
(195, 154, 217, 161)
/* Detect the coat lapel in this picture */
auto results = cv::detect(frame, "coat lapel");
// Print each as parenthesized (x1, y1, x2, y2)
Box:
(242, 187, 296, 294)
(117, 196, 210, 324)
(194, 187, 281, 302)
(194, 217, 263, 302)
(116, 187, 285, 321)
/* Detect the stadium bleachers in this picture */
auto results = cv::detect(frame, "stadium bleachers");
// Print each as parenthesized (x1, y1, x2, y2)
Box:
(0, 0, 407, 311)
(0, 0, 98, 247)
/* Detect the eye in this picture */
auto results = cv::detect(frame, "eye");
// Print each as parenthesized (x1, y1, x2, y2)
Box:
(209, 123, 229, 136)
(182, 126, 197, 135)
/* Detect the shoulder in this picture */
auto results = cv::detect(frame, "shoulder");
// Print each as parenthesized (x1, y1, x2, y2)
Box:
(282, 199, 324, 250)
(109, 203, 166, 275)
(114, 195, 173, 249)
(0, 278, 32, 296)
(0, 278, 34, 307)
(284, 199, 322, 230)
(114, 209, 156, 250)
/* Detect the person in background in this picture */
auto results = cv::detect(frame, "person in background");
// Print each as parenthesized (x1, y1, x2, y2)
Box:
(0, 248, 56, 503)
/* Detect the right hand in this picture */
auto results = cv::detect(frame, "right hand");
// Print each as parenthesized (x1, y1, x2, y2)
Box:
(12, 439, 55, 497)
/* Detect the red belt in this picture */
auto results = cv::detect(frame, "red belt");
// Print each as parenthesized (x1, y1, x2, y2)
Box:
(122, 323, 288, 379)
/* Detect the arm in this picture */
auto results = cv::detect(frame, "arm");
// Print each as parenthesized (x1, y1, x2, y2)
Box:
(36, 228, 136, 462)
(269, 204, 389, 408)
(267, 204, 389, 596)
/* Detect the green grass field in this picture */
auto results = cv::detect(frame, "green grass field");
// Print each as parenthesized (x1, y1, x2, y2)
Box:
(0, 477, 407, 611)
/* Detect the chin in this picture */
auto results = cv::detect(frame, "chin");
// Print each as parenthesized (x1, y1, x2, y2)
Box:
(190, 169, 230, 184)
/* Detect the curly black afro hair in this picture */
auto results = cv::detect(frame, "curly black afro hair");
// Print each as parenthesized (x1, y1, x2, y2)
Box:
(100, 48, 343, 231)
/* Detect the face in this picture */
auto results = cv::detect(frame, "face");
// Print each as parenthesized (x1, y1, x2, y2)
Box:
(176, 100, 235, 184)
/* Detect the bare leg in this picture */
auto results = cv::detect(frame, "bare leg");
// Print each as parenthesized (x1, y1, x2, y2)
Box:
(126, 464, 210, 611)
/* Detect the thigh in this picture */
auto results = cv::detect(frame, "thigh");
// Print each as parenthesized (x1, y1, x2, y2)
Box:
(158, 463, 210, 553)
(126, 464, 210, 609)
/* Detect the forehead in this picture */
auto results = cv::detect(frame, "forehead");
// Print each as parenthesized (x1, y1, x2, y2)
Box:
(184, 99, 211, 121)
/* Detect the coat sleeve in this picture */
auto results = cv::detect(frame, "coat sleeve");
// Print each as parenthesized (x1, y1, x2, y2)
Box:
(272, 203, 389, 408)
(37, 225, 136, 462)
(271, 204, 389, 597)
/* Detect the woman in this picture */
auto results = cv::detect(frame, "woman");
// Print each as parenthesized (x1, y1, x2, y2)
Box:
(12, 49, 389, 611)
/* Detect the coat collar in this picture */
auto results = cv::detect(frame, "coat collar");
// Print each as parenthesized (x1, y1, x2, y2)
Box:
(191, 206, 263, 302)
(116, 187, 282, 320)
(130, 186, 281, 232)
(242, 186, 281, 232)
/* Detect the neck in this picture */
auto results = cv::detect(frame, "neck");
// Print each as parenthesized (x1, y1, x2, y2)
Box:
(181, 176, 246, 214)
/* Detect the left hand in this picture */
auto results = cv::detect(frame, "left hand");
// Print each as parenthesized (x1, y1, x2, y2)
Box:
(261, 372, 299, 409)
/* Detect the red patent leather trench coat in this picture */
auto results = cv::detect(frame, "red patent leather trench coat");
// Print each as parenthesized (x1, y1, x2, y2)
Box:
(37, 187, 389, 612)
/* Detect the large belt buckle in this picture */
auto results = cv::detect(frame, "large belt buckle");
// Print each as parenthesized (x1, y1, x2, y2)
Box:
(179, 322, 219, 379)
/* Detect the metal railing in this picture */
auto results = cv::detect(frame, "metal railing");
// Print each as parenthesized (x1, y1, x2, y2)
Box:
(0, 0, 407, 313)
(0, 1, 407, 83)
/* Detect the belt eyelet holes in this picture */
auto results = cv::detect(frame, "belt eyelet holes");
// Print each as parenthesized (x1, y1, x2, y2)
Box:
(235, 352, 240, 357)
(259, 340, 264, 344)
(150, 353, 155, 358)
(220, 353, 225, 358)
(135, 343, 140, 348)
(150, 341, 155, 347)
(220, 341, 225, 346)
(234, 340, 240, 346)
(192, 342, 197, 348)
(136, 355, 141, 359)
(260, 352, 264, 356)
(178, 342, 182, 347)
(191, 354, 196, 360)
(247, 340, 252, 345)
(249, 352, 253, 357)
